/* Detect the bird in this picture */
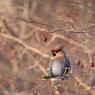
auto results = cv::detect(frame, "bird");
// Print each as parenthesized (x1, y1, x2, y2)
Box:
(43, 45, 71, 80)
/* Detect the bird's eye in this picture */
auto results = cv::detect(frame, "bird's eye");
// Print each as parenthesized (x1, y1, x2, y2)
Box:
(51, 50, 56, 56)
(52, 52, 56, 56)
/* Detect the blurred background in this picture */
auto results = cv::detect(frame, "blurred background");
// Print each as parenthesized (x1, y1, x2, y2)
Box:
(0, 0, 95, 95)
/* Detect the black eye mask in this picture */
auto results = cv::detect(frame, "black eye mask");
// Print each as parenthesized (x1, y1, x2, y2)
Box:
(51, 50, 56, 56)
(54, 48, 62, 53)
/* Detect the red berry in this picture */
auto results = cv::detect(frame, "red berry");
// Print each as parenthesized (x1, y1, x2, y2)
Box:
(10, 49, 16, 57)
(76, 60, 80, 65)
(80, 64, 84, 68)
(50, 31, 54, 33)
(89, 62, 94, 67)
(42, 36, 47, 42)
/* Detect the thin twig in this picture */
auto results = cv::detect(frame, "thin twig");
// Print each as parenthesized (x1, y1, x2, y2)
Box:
(17, 17, 50, 27)
(3, 18, 94, 55)
(3, 19, 17, 37)
(0, 33, 50, 58)
(16, 17, 95, 33)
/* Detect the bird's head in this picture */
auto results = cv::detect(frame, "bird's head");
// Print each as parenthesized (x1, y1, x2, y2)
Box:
(50, 45, 66, 60)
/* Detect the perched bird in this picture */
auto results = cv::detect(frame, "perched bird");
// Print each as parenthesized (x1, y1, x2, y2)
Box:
(43, 45, 71, 80)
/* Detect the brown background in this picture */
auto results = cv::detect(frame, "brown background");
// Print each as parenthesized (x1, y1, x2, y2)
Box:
(0, 0, 95, 95)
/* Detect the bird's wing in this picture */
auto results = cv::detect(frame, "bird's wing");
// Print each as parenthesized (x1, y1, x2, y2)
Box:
(47, 60, 54, 70)
(61, 59, 71, 76)
(64, 59, 71, 68)
(47, 60, 55, 76)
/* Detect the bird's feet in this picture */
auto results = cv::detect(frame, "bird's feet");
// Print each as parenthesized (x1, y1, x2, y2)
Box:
(60, 76, 65, 80)
(42, 75, 52, 79)
(60, 75, 69, 80)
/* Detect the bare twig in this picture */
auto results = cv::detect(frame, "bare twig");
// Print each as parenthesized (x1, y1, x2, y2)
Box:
(3, 19, 17, 37)
(78, 24, 95, 31)
(4, 17, 94, 55)
(0, 33, 50, 58)
(16, 16, 95, 33)
(74, 77, 95, 95)
(17, 17, 49, 27)
(54, 33, 93, 54)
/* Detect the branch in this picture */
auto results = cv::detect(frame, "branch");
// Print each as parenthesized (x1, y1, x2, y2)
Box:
(16, 16, 95, 33)
(15, 17, 94, 54)
(74, 77, 95, 95)
(0, 33, 50, 58)
(78, 24, 95, 31)
(54, 33, 93, 54)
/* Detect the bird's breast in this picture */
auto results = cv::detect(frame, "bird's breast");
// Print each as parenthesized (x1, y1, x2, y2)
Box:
(52, 61, 64, 76)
